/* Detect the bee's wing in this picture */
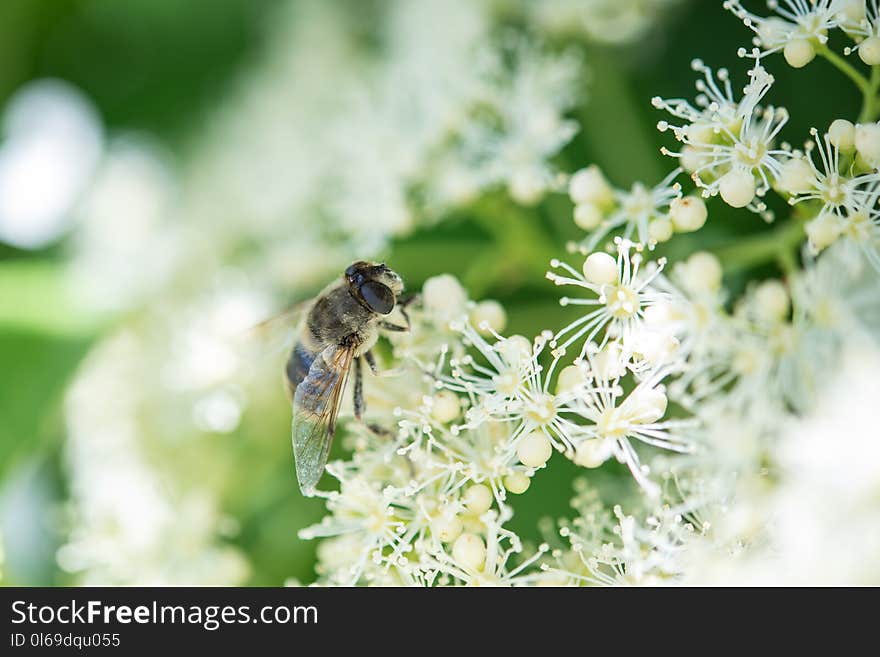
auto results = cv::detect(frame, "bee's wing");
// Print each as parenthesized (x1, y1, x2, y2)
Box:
(241, 301, 311, 358)
(291, 345, 355, 496)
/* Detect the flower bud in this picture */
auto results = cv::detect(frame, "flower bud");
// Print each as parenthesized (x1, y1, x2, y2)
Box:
(470, 300, 507, 335)
(756, 17, 790, 49)
(669, 195, 708, 232)
(433, 515, 463, 543)
(680, 145, 707, 173)
(629, 386, 668, 424)
(753, 280, 790, 323)
(556, 364, 585, 394)
(574, 439, 611, 468)
(593, 341, 627, 380)
(719, 168, 756, 208)
(649, 217, 674, 243)
(452, 533, 486, 570)
(777, 157, 815, 194)
(573, 202, 603, 230)
(516, 431, 553, 468)
(783, 39, 815, 68)
(582, 252, 618, 285)
(423, 274, 468, 323)
(569, 165, 613, 207)
(509, 169, 545, 206)
(431, 390, 461, 423)
(828, 119, 855, 152)
(497, 335, 531, 367)
(503, 472, 530, 494)
(805, 211, 841, 252)
(855, 122, 880, 167)
(463, 484, 493, 515)
(859, 37, 880, 66)
(685, 121, 716, 144)
(837, 0, 866, 24)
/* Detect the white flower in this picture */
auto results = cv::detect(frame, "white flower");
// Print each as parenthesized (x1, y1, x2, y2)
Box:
(547, 239, 670, 358)
(724, 0, 844, 67)
(419, 509, 551, 586)
(438, 324, 587, 461)
(688, 343, 880, 585)
(569, 168, 684, 252)
(844, 184, 880, 271)
(566, 347, 697, 496)
(298, 474, 417, 585)
(785, 127, 880, 265)
(52, 0, 880, 590)
(654, 57, 789, 215)
(545, 483, 699, 585)
(842, 0, 880, 64)
(642, 251, 729, 391)
(794, 241, 880, 340)
(787, 128, 880, 214)
(444, 36, 582, 209)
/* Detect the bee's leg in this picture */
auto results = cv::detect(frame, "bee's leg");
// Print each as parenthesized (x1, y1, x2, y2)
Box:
(364, 349, 405, 378)
(366, 423, 391, 437)
(355, 352, 396, 438)
(399, 293, 420, 309)
(353, 355, 392, 438)
(397, 293, 418, 331)
(379, 320, 408, 332)
(379, 294, 418, 334)
(364, 350, 379, 375)
(353, 356, 365, 420)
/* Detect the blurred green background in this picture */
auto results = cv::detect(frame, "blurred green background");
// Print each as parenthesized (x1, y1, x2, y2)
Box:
(0, 0, 859, 585)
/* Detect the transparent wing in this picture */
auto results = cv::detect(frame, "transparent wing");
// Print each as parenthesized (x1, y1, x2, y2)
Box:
(291, 345, 354, 496)
(240, 300, 311, 359)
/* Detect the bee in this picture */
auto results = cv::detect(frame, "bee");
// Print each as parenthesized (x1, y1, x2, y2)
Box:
(282, 261, 411, 496)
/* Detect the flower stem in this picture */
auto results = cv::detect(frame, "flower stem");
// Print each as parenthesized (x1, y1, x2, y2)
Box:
(464, 195, 559, 296)
(859, 65, 880, 123)
(712, 216, 805, 273)
(818, 45, 870, 96)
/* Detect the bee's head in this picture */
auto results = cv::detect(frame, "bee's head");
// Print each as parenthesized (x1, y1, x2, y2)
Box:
(344, 261, 404, 315)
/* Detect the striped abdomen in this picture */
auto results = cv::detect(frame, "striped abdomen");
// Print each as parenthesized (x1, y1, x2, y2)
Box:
(286, 341, 317, 398)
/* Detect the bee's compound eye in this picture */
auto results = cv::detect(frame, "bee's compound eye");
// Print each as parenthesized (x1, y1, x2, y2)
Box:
(345, 261, 371, 278)
(359, 281, 395, 315)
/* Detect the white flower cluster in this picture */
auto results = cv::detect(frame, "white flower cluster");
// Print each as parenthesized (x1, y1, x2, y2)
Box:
(59, 332, 251, 585)
(303, 1, 880, 586)
(53, 0, 593, 585)
(50, 0, 880, 586)
(302, 248, 702, 583)
(653, 57, 788, 214)
(685, 340, 880, 585)
(566, 166, 699, 252)
(724, 0, 846, 67)
(305, 237, 880, 585)
(646, 5, 880, 263)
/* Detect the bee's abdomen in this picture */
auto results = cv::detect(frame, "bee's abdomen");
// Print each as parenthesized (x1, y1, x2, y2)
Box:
(286, 342, 317, 395)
